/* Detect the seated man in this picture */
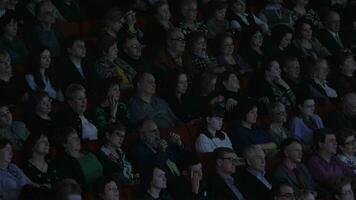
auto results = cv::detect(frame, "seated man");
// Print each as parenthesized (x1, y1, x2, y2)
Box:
(130, 119, 186, 177)
(328, 93, 356, 131)
(128, 72, 182, 128)
(238, 145, 272, 200)
(308, 129, 355, 186)
(207, 147, 245, 200)
(273, 138, 315, 195)
(272, 183, 296, 200)
(282, 57, 310, 98)
(332, 177, 355, 200)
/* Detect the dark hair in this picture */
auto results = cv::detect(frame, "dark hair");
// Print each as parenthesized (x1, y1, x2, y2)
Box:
(336, 128, 356, 147)
(213, 147, 235, 163)
(97, 78, 120, 103)
(54, 179, 82, 200)
(332, 177, 352, 197)
(19, 185, 50, 200)
(187, 31, 206, 51)
(133, 71, 153, 90)
(65, 36, 84, 49)
(94, 175, 120, 199)
(28, 91, 50, 113)
(336, 51, 354, 67)
(24, 133, 49, 158)
(141, 165, 166, 191)
(105, 121, 126, 143)
(235, 100, 258, 121)
(262, 59, 279, 75)
(0, 138, 11, 150)
(199, 72, 217, 95)
(56, 127, 78, 150)
(219, 71, 238, 91)
(282, 56, 299, 69)
(280, 138, 302, 156)
(215, 32, 234, 55)
(0, 12, 18, 34)
(29, 46, 60, 91)
(104, 7, 124, 27)
(272, 182, 294, 197)
(209, 0, 228, 14)
(270, 24, 293, 45)
(240, 25, 263, 48)
(296, 95, 314, 107)
(98, 36, 117, 55)
(203, 105, 226, 140)
(313, 128, 334, 150)
(294, 18, 313, 39)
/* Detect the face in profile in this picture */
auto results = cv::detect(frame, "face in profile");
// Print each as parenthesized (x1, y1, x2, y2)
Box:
(151, 167, 167, 190)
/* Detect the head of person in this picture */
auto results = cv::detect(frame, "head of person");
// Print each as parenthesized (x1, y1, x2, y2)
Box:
(138, 119, 160, 148)
(341, 93, 356, 116)
(30, 91, 52, 115)
(243, 144, 266, 172)
(310, 58, 329, 82)
(104, 7, 125, 33)
(282, 57, 300, 80)
(60, 127, 81, 155)
(272, 183, 296, 200)
(36, 0, 56, 25)
(269, 102, 287, 124)
(264, 59, 282, 80)
(214, 147, 239, 175)
(179, 152, 203, 181)
(31, 46, 52, 71)
(124, 8, 137, 26)
(271, 25, 293, 49)
(187, 31, 207, 57)
(135, 72, 156, 96)
(210, 1, 227, 21)
(171, 72, 189, 95)
(337, 52, 356, 76)
(241, 25, 264, 48)
(25, 133, 50, 158)
(220, 71, 240, 92)
(105, 122, 126, 149)
(94, 176, 120, 200)
(236, 100, 258, 125)
(230, 0, 246, 14)
(97, 78, 121, 104)
(280, 138, 303, 163)
(294, 19, 313, 41)
(166, 28, 186, 55)
(180, 0, 198, 22)
(0, 50, 12, 78)
(65, 84, 87, 115)
(0, 12, 18, 37)
(98, 37, 118, 61)
(204, 105, 225, 134)
(153, 0, 171, 21)
(122, 36, 142, 60)
(0, 138, 13, 167)
(297, 96, 315, 117)
(199, 72, 217, 96)
(66, 37, 86, 60)
(142, 165, 167, 192)
(54, 179, 82, 200)
(313, 128, 337, 155)
(217, 32, 235, 56)
(324, 10, 341, 33)
(336, 128, 356, 156)
(0, 101, 13, 128)
(333, 177, 354, 200)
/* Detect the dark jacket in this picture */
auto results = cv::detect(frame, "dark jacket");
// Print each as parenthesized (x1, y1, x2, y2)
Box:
(237, 169, 272, 200)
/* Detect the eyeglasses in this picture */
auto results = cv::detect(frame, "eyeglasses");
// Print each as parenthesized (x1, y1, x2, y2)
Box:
(220, 157, 239, 163)
(170, 38, 186, 42)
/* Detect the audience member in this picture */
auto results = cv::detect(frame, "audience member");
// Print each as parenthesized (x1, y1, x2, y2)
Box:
(336, 128, 356, 173)
(139, 165, 172, 200)
(178, 0, 208, 37)
(128, 72, 182, 128)
(331, 52, 356, 96)
(239, 26, 265, 70)
(291, 0, 322, 28)
(205, 1, 230, 39)
(272, 183, 296, 200)
(118, 8, 144, 41)
(268, 102, 289, 146)
(53, 178, 82, 200)
(328, 93, 356, 131)
(94, 175, 120, 200)
(98, 7, 125, 45)
(265, 25, 293, 62)
(258, 0, 294, 28)
(332, 177, 354, 200)
(51, 0, 86, 22)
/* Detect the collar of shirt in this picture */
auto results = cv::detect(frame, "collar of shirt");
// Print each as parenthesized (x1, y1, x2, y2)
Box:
(247, 168, 265, 177)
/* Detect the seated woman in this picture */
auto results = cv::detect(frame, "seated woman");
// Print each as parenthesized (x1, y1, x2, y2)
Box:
(331, 52, 356, 97)
(291, 19, 330, 63)
(291, 0, 322, 28)
(139, 165, 172, 200)
(25, 46, 63, 102)
(98, 8, 124, 45)
(96, 122, 138, 185)
(249, 59, 296, 111)
(118, 8, 144, 41)
(290, 96, 324, 146)
(230, 100, 276, 155)
(21, 133, 59, 188)
(308, 58, 338, 105)
(268, 102, 290, 147)
(205, 1, 230, 39)
(0, 13, 28, 65)
(240, 26, 266, 70)
(163, 72, 192, 122)
(95, 37, 136, 90)
(90, 78, 129, 136)
(215, 33, 253, 74)
(94, 175, 120, 200)
(55, 127, 103, 191)
(0, 138, 32, 200)
(177, 0, 208, 37)
(336, 128, 356, 174)
(195, 106, 232, 153)
(264, 24, 293, 62)
(25, 91, 56, 136)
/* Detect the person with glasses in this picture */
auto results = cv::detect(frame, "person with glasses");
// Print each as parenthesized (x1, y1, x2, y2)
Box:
(272, 183, 296, 200)
(273, 138, 315, 196)
(96, 122, 139, 186)
(332, 177, 354, 200)
(336, 128, 356, 173)
(237, 145, 273, 200)
(207, 147, 245, 200)
(268, 102, 290, 146)
(130, 119, 186, 177)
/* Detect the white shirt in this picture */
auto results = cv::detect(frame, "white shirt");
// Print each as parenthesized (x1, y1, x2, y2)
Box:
(80, 115, 98, 140)
(195, 131, 232, 153)
(25, 74, 63, 101)
(314, 79, 338, 98)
